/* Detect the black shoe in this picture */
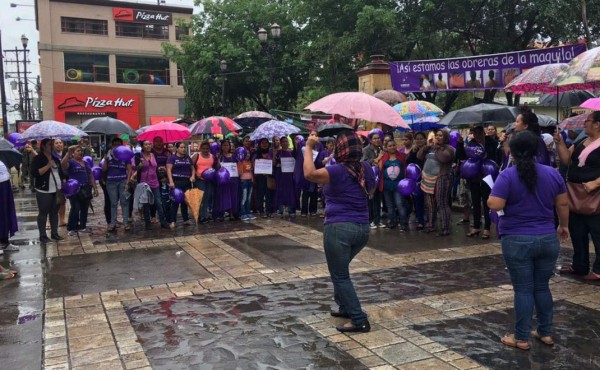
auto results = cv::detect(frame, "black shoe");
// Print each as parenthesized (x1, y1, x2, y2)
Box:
(336, 320, 371, 333)
(145, 222, 152, 230)
(39, 236, 52, 244)
(50, 234, 64, 241)
(330, 310, 351, 319)
(161, 223, 170, 229)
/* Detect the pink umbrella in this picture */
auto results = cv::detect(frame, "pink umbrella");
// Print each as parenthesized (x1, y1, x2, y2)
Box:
(305, 92, 409, 128)
(504, 63, 569, 94)
(138, 121, 191, 143)
(581, 97, 600, 110)
(559, 113, 591, 131)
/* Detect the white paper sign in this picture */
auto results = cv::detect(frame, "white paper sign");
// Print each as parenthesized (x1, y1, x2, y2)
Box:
(482, 174, 494, 190)
(280, 157, 296, 173)
(221, 162, 239, 177)
(254, 159, 273, 175)
(301, 147, 319, 161)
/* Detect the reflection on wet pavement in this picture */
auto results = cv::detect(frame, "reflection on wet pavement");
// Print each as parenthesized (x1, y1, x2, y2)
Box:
(412, 301, 600, 369)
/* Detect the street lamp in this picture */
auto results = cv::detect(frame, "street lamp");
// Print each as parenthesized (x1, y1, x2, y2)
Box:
(220, 59, 227, 115)
(16, 17, 35, 21)
(11, 3, 35, 7)
(257, 23, 281, 109)
(21, 34, 31, 120)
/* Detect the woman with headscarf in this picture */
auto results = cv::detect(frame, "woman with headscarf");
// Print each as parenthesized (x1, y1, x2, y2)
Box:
(214, 140, 239, 221)
(303, 131, 376, 333)
(273, 137, 296, 218)
(488, 130, 569, 350)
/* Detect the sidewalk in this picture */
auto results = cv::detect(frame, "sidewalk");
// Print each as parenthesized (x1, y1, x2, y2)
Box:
(1, 190, 599, 369)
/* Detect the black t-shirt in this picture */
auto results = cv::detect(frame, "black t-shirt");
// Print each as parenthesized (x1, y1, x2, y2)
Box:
(568, 142, 600, 183)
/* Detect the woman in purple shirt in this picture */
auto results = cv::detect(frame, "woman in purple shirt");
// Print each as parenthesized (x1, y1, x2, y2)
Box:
(61, 145, 98, 236)
(488, 130, 569, 350)
(102, 137, 132, 232)
(304, 131, 376, 333)
(167, 142, 195, 229)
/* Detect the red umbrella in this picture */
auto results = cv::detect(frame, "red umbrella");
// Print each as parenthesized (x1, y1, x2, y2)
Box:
(559, 113, 591, 131)
(190, 116, 242, 136)
(138, 121, 191, 143)
(305, 92, 409, 129)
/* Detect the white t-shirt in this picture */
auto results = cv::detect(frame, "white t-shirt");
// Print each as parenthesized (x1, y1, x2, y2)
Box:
(36, 166, 62, 193)
(0, 161, 10, 183)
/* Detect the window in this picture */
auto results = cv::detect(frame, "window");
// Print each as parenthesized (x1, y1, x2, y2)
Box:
(115, 21, 169, 40)
(116, 56, 170, 85)
(64, 53, 109, 83)
(175, 26, 189, 41)
(61, 17, 108, 35)
(177, 69, 184, 85)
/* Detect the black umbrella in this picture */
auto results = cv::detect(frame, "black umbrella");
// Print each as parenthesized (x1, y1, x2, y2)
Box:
(536, 114, 558, 127)
(0, 148, 22, 169)
(80, 116, 137, 136)
(0, 138, 15, 151)
(538, 91, 595, 107)
(316, 123, 354, 137)
(439, 103, 520, 128)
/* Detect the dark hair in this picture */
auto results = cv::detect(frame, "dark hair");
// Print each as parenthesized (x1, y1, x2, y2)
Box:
(592, 111, 600, 123)
(520, 110, 541, 136)
(414, 132, 427, 140)
(326, 138, 336, 145)
(509, 130, 538, 193)
(111, 137, 123, 145)
(438, 130, 450, 144)
(175, 141, 186, 149)
(404, 133, 414, 141)
(41, 138, 53, 147)
(200, 141, 210, 149)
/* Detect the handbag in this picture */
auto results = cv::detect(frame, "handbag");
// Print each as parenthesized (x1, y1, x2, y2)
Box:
(566, 182, 600, 215)
(267, 176, 276, 190)
(78, 184, 94, 200)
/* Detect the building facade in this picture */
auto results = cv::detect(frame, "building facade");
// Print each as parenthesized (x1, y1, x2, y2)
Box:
(36, 0, 192, 129)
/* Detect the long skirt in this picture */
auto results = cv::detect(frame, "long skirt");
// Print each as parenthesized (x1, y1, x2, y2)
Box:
(275, 172, 296, 209)
(0, 180, 18, 240)
(213, 178, 240, 218)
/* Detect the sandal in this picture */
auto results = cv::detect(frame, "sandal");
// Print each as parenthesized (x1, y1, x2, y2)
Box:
(0, 266, 17, 281)
(583, 272, 600, 281)
(501, 334, 530, 350)
(466, 229, 481, 237)
(530, 331, 554, 346)
(559, 265, 576, 274)
(482, 231, 491, 239)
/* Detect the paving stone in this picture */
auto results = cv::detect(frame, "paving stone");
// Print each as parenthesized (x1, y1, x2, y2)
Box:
(396, 358, 458, 370)
(371, 342, 432, 366)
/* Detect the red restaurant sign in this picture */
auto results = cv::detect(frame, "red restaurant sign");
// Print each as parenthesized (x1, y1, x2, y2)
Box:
(113, 7, 172, 25)
(54, 93, 141, 129)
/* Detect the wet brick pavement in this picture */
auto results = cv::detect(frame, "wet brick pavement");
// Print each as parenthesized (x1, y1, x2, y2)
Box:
(1, 189, 600, 370)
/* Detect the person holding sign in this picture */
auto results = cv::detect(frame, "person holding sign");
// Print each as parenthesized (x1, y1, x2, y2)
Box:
(192, 141, 219, 224)
(253, 138, 274, 218)
(274, 137, 296, 218)
(303, 130, 376, 333)
(214, 140, 240, 221)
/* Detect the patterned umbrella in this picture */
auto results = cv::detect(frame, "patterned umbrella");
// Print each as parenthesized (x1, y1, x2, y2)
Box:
(250, 120, 300, 141)
(373, 90, 407, 105)
(550, 46, 600, 90)
(504, 63, 569, 94)
(138, 121, 191, 143)
(559, 112, 591, 131)
(189, 116, 242, 136)
(18, 120, 88, 142)
(234, 111, 275, 130)
(393, 101, 444, 121)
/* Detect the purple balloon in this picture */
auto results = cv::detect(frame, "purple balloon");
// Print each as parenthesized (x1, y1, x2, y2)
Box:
(405, 163, 421, 181)
(8, 132, 21, 145)
(92, 166, 102, 181)
(329, 158, 336, 165)
(412, 182, 423, 196)
(63, 179, 81, 197)
(397, 178, 416, 196)
(369, 128, 384, 140)
(461, 158, 482, 179)
(83, 156, 94, 168)
(465, 142, 485, 160)
(372, 165, 380, 183)
(294, 135, 305, 144)
(210, 142, 220, 156)
(171, 188, 185, 204)
(234, 147, 248, 162)
(481, 159, 499, 179)
(217, 167, 230, 185)
(99, 158, 105, 168)
(113, 146, 134, 162)
(202, 168, 217, 182)
(449, 131, 461, 148)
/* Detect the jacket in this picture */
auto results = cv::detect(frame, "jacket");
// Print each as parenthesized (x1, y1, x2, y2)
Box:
(133, 182, 154, 211)
(31, 153, 66, 191)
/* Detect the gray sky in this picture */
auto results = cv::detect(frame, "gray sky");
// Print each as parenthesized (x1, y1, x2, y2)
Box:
(1, 0, 197, 123)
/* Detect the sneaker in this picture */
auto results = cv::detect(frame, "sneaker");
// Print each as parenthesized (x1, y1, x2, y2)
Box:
(2, 244, 19, 251)
(370, 222, 378, 229)
(124, 224, 132, 231)
(78, 228, 92, 234)
(67, 231, 78, 237)
(310, 213, 318, 217)
(0, 249, 3, 255)
(240, 215, 249, 221)
(248, 214, 257, 220)
(377, 223, 386, 228)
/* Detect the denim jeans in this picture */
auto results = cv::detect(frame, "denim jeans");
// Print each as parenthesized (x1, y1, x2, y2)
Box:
(240, 180, 253, 217)
(143, 187, 166, 226)
(569, 212, 600, 275)
(171, 180, 191, 223)
(67, 196, 90, 231)
(196, 179, 214, 219)
(383, 189, 408, 227)
(323, 222, 370, 326)
(255, 175, 273, 214)
(106, 180, 129, 225)
(502, 233, 560, 340)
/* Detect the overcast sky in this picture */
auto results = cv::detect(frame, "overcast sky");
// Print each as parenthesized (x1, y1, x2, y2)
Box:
(1, 0, 197, 123)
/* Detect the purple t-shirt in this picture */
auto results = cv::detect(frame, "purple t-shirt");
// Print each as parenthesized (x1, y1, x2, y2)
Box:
(152, 148, 171, 169)
(491, 164, 566, 237)
(106, 156, 128, 181)
(167, 154, 192, 179)
(67, 159, 90, 185)
(323, 162, 375, 225)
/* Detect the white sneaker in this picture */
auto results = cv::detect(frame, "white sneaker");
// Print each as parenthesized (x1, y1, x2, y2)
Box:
(3, 244, 19, 251)
(78, 228, 92, 234)
(370, 222, 378, 229)
(68, 231, 78, 237)
(377, 223, 386, 228)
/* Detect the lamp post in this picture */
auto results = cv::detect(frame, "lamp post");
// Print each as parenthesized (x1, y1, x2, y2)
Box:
(257, 23, 281, 109)
(220, 59, 227, 115)
(21, 34, 31, 120)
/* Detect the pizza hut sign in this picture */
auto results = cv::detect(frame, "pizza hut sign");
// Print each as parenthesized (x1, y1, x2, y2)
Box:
(85, 97, 135, 109)
(113, 8, 172, 25)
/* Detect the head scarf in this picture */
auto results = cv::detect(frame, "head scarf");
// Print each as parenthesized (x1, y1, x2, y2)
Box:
(334, 131, 367, 195)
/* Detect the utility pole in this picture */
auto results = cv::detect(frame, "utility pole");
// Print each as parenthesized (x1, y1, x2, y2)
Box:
(3, 46, 30, 120)
(0, 30, 9, 137)
(581, 0, 593, 49)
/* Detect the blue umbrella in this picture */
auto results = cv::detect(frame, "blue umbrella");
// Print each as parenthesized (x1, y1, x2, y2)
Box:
(250, 120, 300, 141)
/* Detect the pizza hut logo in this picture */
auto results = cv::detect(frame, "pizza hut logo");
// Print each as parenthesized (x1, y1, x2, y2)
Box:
(113, 8, 134, 21)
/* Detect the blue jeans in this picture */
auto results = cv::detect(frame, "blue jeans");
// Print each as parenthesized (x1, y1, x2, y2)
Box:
(196, 179, 214, 219)
(502, 234, 560, 340)
(106, 180, 129, 225)
(67, 195, 90, 231)
(383, 189, 408, 227)
(323, 222, 370, 326)
(143, 187, 166, 226)
(240, 180, 253, 217)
